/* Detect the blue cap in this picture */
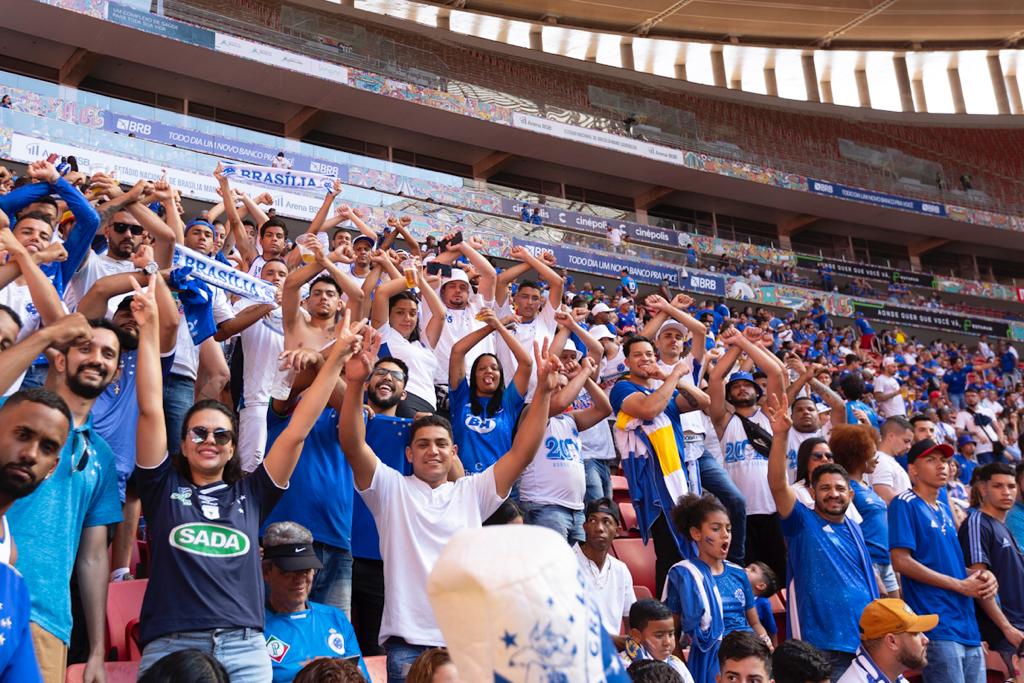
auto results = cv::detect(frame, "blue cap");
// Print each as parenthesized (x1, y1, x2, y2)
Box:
(958, 434, 976, 448)
(726, 371, 763, 399)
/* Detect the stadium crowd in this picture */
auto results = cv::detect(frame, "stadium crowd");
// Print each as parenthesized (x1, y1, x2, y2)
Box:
(0, 157, 1018, 683)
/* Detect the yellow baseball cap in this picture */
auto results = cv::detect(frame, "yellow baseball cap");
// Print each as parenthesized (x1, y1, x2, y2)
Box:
(859, 599, 938, 640)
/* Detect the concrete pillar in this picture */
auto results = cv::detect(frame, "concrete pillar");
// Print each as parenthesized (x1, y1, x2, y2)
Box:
(634, 207, 649, 223)
(778, 232, 792, 250)
(436, 9, 450, 30)
(855, 68, 871, 107)
(529, 25, 543, 51)
(893, 55, 914, 112)
(674, 59, 687, 80)
(764, 67, 778, 97)
(909, 253, 922, 270)
(620, 38, 635, 71)
(1008, 73, 1024, 114)
(711, 47, 726, 88)
(988, 53, 1010, 114)
(729, 77, 742, 90)
(948, 66, 966, 114)
(340, 0, 353, 6)
(912, 76, 928, 112)
(820, 80, 834, 104)
(802, 53, 820, 102)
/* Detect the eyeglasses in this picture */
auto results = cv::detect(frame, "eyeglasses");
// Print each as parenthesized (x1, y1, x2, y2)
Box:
(371, 368, 406, 383)
(189, 426, 234, 446)
(111, 222, 144, 236)
(811, 452, 834, 461)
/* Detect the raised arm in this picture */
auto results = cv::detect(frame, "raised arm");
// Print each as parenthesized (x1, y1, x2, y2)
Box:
(510, 246, 563, 309)
(765, 393, 797, 518)
(369, 266, 412, 330)
(415, 263, 447, 348)
(449, 310, 497, 388)
(492, 342, 560, 497)
(124, 194, 178, 269)
(572, 375, 612, 431)
(215, 164, 257, 267)
(238, 191, 271, 229)
(708, 331, 743, 435)
(339, 328, 384, 491)
(807, 368, 847, 427)
(662, 293, 706, 362)
(0, 313, 92, 394)
(454, 235, 497, 301)
(734, 328, 786, 400)
(264, 311, 363, 486)
(336, 205, 376, 241)
(286, 182, 342, 268)
(133, 276, 167, 469)
(495, 260, 532, 307)
(618, 362, 688, 421)
(0, 225, 63, 326)
(214, 300, 277, 342)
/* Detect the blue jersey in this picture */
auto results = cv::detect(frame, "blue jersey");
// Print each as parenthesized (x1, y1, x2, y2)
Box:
(264, 602, 367, 682)
(753, 597, 776, 636)
(855, 317, 874, 335)
(449, 379, 524, 474)
(888, 490, 980, 645)
(263, 405, 355, 551)
(959, 511, 1024, 647)
(850, 480, 889, 565)
(845, 400, 880, 430)
(942, 366, 972, 394)
(666, 561, 752, 635)
(954, 453, 977, 485)
(780, 504, 877, 653)
(662, 558, 725, 683)
(350, 415, 412, 560)
(0, 563, 41, 682)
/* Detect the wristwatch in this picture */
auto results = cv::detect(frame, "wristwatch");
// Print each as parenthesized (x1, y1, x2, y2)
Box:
(142, 262, 159, 276)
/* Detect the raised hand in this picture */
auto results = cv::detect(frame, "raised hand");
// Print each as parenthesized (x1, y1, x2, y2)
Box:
(0, 226, 27, 258)
(765, 392, 792, 433)
(719, 326, 741, 346)
(128, 274, 158, 329)
(213, 162, 226, 183)
(644, 294, 668, 312)
(277, 348, 323, 373)
(671, 293, 694, 309)
(148, 178, 176, 204)
(465, 235, 485, 250)
(26, 160, 59, 183)
(35, 242, 68, 265)
(336, 204, 355, 220)
(508, 245, 528, 262)
(742, 326, 763, 343)
(540, 250, 557, 267)
(131, 244, 155, 270)
(254, 192, 274, 206)
(45, 312, 93, 350)
(344, 326, 380, 384)
(534, 338, 563, 393)
(329, 179, 342, 198)
(333, 309, 366, 358)
(554, 310, 575, 328)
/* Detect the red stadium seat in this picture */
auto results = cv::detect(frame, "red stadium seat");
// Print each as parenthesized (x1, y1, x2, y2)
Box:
(633, 585, 653, 600)
(611, 538, 656, 598)
(65, 662, 138, 682)
(124, 619, 142, 661)
(617, 502, 638, 537)
(770, 593, 787, 642)
(365, 655, 387, 683)
(985, 649, 1009, 683)
(106, 579, 148, 661)
(611, 475, 630, 503)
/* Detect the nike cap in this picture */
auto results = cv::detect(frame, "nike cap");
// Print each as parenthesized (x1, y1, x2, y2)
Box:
(263, 542, 323, 571)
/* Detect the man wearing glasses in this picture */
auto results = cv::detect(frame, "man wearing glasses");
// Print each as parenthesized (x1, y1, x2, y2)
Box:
(0, 313, 124, 682)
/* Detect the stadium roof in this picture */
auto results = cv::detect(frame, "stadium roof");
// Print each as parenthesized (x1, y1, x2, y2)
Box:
(409, 0, 1024, 50)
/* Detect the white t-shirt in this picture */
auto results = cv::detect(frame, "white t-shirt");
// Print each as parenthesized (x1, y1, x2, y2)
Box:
(0, 282, 42, 343)
(379, 323, 438, 409)
(497, 301, 557, 401)
(65, 251, 135, 312)
(247, 255, 267, 279)
(865, 451, 912, 496)
(232, 299, 284, 405)
(359, 462, 505, 646)
(573, 387, 615, 461)
(169, 288, 235, 381)
(786, 428, 824, 484)
(720, 410, 775, 515)
(519, 414, 586, 510)
(419, 294, 495, 386)
(873, 374, 906, 417)
(574, 543, 635, 635)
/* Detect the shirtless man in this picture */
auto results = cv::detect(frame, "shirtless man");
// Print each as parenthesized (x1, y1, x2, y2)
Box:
(282, 239, 365, 352)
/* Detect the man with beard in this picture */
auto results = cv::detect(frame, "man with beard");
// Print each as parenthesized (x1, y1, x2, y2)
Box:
(958, 463, 1024, 673)
(766, 393, 878, 681)
(79, 269, 180, 582)
(575, 498, 635, 648)
(709, 327, 786, 580)
(283, 241, 364, 353)
(0, 314, 124, 682)
(889, 439, 992, 683)
(837, 599, 936, 683)
(784, 357, 847, 482)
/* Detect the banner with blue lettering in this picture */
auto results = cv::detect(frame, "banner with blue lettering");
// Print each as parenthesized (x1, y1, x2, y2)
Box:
(808, 179, 947, 217)
(172, 244, 278, 304)
(518, 240, 679, 286)
(683, 271, 726, 296)
(221, 163, 336, 192)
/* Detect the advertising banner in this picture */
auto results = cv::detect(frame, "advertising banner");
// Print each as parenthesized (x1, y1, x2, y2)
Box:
(808, 179, 946, 217)
(795, 254, 934, 288)
(852, 301, 1009, 338)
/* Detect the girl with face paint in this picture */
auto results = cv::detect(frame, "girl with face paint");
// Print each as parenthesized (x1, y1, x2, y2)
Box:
(661, 493, 773, 683)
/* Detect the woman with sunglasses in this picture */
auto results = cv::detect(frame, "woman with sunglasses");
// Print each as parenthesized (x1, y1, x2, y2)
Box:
(830, 424, 898, 598)
(368, 252, 445, 417)
(448, 307, 532, 474)
(129, 276, 365, 682)
(792, 437, 863, 524)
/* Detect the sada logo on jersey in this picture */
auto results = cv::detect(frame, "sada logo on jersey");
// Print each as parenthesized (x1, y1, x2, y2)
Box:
(169, 523, 250, 558)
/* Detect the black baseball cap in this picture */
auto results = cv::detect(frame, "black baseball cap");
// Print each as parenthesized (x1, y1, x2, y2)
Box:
(263, 543, 323, 571)
(906, 438, 954, 464)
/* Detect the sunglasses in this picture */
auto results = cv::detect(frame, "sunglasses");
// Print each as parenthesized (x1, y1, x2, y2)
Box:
(811, 452, 834, 461)
(189, 426, 234, 446)
(371, 368, 406, 383)
(111, 222, 144, 236)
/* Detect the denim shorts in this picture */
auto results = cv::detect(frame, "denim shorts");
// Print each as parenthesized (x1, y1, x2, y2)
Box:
(138, 627, 271, 683)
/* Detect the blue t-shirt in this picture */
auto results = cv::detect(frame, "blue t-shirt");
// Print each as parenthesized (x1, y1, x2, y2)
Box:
(262, 405, 355, 551)
(888, 490, 980, 645)
(264, 602, 367, 682)
(4, 401, 122, 644)
(350, 414, 413, 560)
(449, 379, 524, 474)
(855, 317, 874, 335)
(954, 453, 977, 485)
(0, 563, 41, 682)
(958, 511, 1024, 647)
(92, 350, 175, 500)
(667, 561, 753, 635)
(780, 503, 877, 653)
(845, 400, 881, 430)
(753, 597, 776, 636)
(942, 366, 973, 394)
(620, 276, 637, 297)
(850, 479, 889, 565)
(1000, 352, 1017, 374)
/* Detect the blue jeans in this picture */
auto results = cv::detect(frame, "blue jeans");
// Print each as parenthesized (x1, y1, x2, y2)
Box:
(521, 502, 585, 544)
(697, 451, 747, 565)
(164, 373, 195, 455)
(949, 393, 965, 411)
(584, 459, 612, 503)
(822, 649, 854, 681)
(138, 627, 271, 682)
(923, 640, 984, 683)
(311, 543, 353, 618)
(384, 637, 431, 683)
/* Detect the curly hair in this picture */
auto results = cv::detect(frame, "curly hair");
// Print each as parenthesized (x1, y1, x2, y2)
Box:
(829, 423, 877, 476)
(671, 492, 728, 540)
